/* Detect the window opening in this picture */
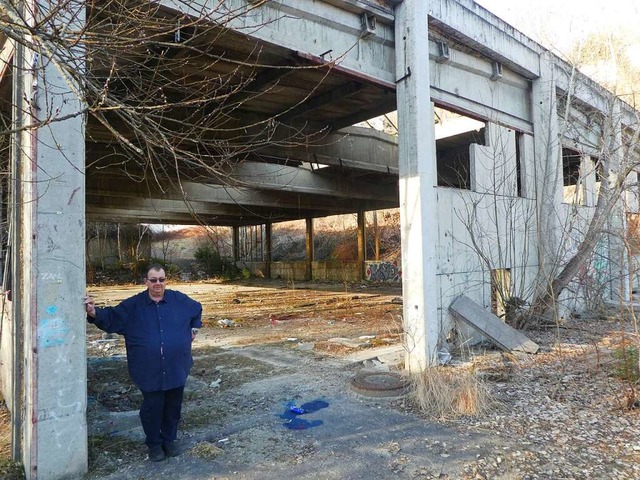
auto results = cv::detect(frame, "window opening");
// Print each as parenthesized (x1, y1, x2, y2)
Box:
(515, 131, 523, 197)
(562, 147, 583, 204)
(434, 106, 486, 190)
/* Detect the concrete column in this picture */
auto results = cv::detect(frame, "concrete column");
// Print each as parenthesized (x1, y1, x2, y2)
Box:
(395, 0, 439, 371)
(305, 218, 313, 281)
(357, 211, 365, 280)
(18, 1, 88, 477)
(581, 156, 596, 208)
(373, 211, 380, 261)
(232, 226, 240, 263)
(606, 100, 630, 302)
(265, 222, 272, 279)
(531, 52, 562, 299)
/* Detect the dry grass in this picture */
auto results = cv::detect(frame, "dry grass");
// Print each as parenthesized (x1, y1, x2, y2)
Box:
(0, 399, 10, 458)
(0, 397, 23, 479)
(410, 367, 495, 418)
(189, 441, 224, 459)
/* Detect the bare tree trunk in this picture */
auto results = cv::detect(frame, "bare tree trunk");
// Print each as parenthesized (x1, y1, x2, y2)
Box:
(528, 150, 627, 320)
(135, 224, 150, 261)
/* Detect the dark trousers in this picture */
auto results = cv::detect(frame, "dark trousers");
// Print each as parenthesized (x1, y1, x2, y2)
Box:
(139, 386, 184, 447)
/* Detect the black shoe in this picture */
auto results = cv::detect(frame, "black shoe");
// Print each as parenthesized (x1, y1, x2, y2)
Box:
(148, 445, 166, 462)
(162, 440, 182, 458)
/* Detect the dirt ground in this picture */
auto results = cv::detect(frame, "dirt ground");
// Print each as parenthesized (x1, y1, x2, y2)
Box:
(88, 279, 404, 357)
(84, 279, 640, 480)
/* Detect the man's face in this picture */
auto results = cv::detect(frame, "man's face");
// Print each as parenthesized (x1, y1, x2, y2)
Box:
(145, 268, 167, 297)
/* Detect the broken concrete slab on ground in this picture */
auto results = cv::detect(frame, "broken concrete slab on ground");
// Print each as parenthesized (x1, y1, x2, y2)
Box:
(449, 295, 539, 354)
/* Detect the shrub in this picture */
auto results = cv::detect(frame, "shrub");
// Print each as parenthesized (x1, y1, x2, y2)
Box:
(612, 343, 640, 383)
(194, 243, 235, 277)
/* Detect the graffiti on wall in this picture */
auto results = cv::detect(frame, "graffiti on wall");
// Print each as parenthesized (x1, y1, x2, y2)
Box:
(365, 261, 401, 283)
(38, 304, 70, 349)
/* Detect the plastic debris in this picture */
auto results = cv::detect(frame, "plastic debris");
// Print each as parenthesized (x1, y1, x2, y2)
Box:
(438, 347, 452, 365)
(217, 319, 235, 328)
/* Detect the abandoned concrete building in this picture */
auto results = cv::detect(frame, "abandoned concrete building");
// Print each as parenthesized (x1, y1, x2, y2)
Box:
(0, 0, 638, 477)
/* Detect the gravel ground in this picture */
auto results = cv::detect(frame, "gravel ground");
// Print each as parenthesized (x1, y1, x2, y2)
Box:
(85, 282, 640, 479)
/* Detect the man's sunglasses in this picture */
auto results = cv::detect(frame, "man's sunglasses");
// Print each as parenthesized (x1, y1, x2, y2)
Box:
(147, 278, 166, 283)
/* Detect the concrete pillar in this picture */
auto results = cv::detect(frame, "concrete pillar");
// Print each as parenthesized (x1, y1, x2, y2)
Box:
(395, 0, 439, 371)
(373, 211, 380, 261)
(232, 226, 240, 263)
(581, 155, 596, 208)
(606, 100, 630, 302)
(357, 211, 365, 280)
(265, 222, 272, 279)
(531, 52, 562, 299)
(305, 218, 313, 281)
(17, 1, 88, 477)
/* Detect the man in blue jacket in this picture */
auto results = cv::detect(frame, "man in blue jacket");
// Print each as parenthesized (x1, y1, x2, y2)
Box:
(84, 264, 202, 462)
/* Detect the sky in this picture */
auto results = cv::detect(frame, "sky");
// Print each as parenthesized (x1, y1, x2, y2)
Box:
(474, 0, 640, 56)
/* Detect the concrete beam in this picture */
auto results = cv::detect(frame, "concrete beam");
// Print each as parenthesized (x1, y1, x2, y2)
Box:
(86, 194, 322, 218)
(554, 61, 611, 117)
(87, 120, 399, 176)
(449, 295, 539, 353)
(241, 125, 399, 174)
(85, 194, 386, 226)
(86, 150, 398, 201)
(221, 160, 397, 201)
(157, 0, 396, 86)
(428, 39, 533, 132)
(87, 174, 397, 212)
(86, 206, 257, 226)
(428, 0, 541, 79)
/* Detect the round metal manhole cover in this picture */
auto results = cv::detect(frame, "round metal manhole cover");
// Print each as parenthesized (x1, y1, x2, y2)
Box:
(350, 371, 411, 398)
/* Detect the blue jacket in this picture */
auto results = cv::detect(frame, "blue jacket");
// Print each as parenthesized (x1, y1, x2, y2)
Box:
(89, 289, 203, 392)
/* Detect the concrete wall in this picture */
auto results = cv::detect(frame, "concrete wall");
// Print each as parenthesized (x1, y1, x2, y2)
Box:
(365, 261, 401, 282)
(312, 261, 361, 282)
(433, 112, 628, 342)
(434, 124, 541, 344)
(249, 260, 362, 283)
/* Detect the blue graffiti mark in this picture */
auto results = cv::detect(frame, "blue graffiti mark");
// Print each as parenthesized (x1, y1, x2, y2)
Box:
(278, 399, 329, 430)
(366, 261, 401, 283)
(38, 317, 70, 348)
(46, 305, 58, 315)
